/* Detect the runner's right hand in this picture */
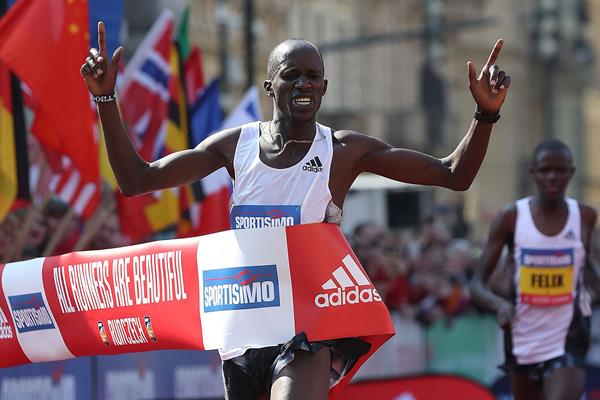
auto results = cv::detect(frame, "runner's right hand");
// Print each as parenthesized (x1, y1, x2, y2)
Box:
(495, 299, 515, 330)
(80, 21, 123, 96)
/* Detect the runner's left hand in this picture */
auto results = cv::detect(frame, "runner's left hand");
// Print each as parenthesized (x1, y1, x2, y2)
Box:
(467, 39, 511, 114)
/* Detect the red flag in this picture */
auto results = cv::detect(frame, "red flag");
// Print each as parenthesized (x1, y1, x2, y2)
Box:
(48, 156, 100, 220)
(183, 46, 205, 105)
(0, 0, 98, 182)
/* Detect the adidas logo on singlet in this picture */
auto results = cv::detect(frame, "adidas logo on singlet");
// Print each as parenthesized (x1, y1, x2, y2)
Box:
(302, 156, 323, 173)
(564, 230, 577, 240)
(314, 254, 382, 308)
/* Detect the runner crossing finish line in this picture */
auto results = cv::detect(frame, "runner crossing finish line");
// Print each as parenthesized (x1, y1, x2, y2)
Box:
(0, 223, 394, 398)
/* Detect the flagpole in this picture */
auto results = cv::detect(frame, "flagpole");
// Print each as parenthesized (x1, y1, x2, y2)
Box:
(74, 187, 115, 251)
(3, 191, 51, 262)
(41, 204, 76, 257)
(244, 0, 254, 90)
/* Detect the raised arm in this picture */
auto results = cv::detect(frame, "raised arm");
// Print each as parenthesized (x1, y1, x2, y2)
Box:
(355, 40, 510, 191)
(80, 22, 233, 196)
(469, 205, 516, 329)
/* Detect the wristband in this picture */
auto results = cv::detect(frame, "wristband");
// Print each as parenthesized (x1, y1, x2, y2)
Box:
(474, 108, 500, 124)
(91, 93, 117, 103)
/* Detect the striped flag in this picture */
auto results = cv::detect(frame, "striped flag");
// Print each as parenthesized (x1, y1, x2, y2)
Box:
(48, 156, 100, 220)
(119, 10, 173, 162)
(115, 10, 179, 242)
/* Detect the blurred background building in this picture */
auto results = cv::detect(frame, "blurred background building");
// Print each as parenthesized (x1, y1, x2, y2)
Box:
(118, 0, 596, 237)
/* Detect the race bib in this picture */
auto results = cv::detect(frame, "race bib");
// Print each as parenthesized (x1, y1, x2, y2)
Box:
(230, 205, 301, 229)
(519, 248, 574, 306)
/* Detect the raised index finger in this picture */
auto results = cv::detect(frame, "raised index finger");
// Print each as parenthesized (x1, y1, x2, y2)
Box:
(484, 39, 504, 69)
(98, 21, 107, 58)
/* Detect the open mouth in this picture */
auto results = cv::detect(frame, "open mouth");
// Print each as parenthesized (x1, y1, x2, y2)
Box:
(292, 97, 313, 106)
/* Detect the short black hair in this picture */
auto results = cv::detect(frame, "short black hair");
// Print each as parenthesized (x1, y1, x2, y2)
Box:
(531, 139, 573, 166)
(266, 39, 324, 79)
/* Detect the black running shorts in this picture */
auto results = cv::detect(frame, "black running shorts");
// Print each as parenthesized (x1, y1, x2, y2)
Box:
(222, 332, 370, 400)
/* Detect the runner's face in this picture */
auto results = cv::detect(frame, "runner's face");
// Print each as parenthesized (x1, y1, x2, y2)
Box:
(530, 150, 574, 200)
(267, 45, 327, 123)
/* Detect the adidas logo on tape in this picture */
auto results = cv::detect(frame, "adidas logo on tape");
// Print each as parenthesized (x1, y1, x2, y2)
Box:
(314, 254, 382, 308)
(302, 156, 323, 173)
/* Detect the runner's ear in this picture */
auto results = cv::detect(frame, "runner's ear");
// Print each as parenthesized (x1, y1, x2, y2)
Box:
(264, 80, 274, 97)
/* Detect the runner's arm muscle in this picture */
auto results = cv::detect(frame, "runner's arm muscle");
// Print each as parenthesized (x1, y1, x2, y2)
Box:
(98, 101, 237, 196)
(470, 205, 516, 313)
(353, 120, 493, 190)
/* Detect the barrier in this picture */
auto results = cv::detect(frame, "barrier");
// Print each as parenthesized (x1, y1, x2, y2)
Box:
(342, 374, 495, 400)
(426, 314, 504, 384)
(2, 309, 600, 399)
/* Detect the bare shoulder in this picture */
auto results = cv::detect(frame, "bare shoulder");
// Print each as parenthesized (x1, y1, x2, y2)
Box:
(195, 126, 242, 152)
(578, 202, 598, 226)
(333, 129, 386, 144)
(494, 203, 517, 234)
(332, 129, 390, 154)
(189, 126, 243, 172)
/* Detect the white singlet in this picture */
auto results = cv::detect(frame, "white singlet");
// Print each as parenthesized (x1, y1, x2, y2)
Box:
(220, 121, 341, 360)
(511, 197, 587, 364)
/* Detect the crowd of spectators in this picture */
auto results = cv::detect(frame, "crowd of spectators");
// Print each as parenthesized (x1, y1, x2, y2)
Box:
(348, 217, 481, 326)
(0, 200, 497, 327)
(0, 193, 129, 263)
(3, 201, 598, 327)
(349, 217, 600, 327)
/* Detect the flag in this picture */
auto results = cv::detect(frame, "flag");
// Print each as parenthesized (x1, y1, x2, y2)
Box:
(119, 9, 173, 162)
(173, 9, 203, 107)
(177, 78, 222, 237)
(0, 0, 98, 182)
(0, 0, 29, 220)
(176, 5, 191, 60)
(164, 43, 189, 156)
(146, 42, 192, 236)
(87, 0, 123, 190)
(116, 10, 179, 242)
(188, 78, 221, 146)
(48, 156, 100, 220)
(88, 0, 123, 56)
(0, 62, 16, 220)
(9, 73, 29, 208)
(183, 46, 205, 106)
(221, 86, 263, 130)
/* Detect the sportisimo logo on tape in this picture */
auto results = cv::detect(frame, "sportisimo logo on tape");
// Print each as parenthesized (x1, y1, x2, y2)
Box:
(8, 292, 55, 333)
(229, 205, 301, 230)
(203, 265, 280, 312)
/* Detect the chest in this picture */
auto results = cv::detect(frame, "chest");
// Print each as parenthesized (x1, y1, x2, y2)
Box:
(529, 208, 569, 237)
